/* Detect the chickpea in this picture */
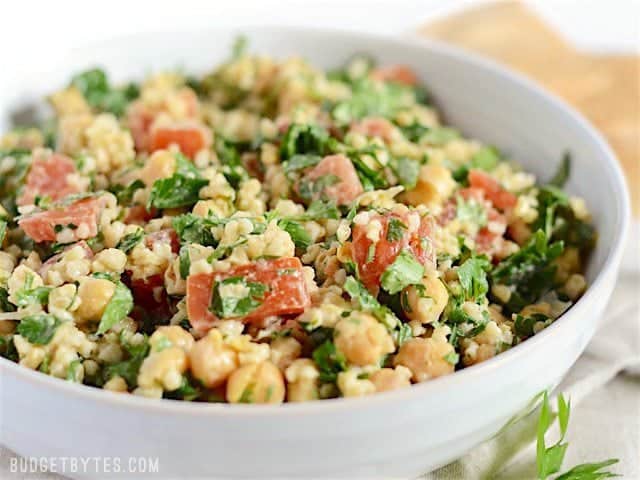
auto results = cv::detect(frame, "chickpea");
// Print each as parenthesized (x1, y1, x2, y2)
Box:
(519, 302, 552, 318)
(74, 277, 116, 324)
(402, 272, 448, 325)
(150, 325, 194, 353)
(139, 150, 176, 185)
(564, 273, 587, 300)
(285, 359, 319, 402)
(270, 336, 302, 371)
(394, 337, 455, 382)
(104, 375, 128, 393)
(334, 312, 395, 366)
(509, 219, 532, 246)
(226, 361, 285, 404)
(554, 247, 580, 283)
(188, 329, 238, 388)
(370, 366, 412, 392)
(401, 164, 456, 207)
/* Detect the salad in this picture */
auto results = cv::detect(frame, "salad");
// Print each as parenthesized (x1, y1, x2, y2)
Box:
(0, 41, 595, 403)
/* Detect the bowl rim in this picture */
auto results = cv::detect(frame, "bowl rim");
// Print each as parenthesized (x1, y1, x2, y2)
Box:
(0, 25, 630, 417)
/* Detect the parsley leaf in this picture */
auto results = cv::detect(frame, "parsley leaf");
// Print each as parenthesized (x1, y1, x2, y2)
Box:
(71, 68, 139, 116)
(17, 314, 63, 345)
(392, 156, 421, 190)
(97, 281, 133, 334)
(280, 124, 329, 160)
(179, 245, 191, 279)
(104, 335, 150, 387)
(380, 250, 424, 294)
(491, 230, 564, 314)
(550, 152, 571, 188)
(386, 217, 407, 242)
(116, 229, 144, 254)
(172, 213, 218, 246)
(312, 339, 347, 383)
(148, 154, 208, 209)
(457, 255, 491, 301)
(210, 277, 268, 319)
(278, 219, 312, 250)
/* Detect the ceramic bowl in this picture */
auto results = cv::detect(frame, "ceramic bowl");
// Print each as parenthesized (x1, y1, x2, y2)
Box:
(0, 27, 630, 479)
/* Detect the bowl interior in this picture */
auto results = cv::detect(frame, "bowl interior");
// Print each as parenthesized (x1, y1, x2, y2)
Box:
(0, 27, 627, 287)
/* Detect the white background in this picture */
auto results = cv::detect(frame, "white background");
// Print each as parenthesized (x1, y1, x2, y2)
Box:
(1, 0, 638, 65)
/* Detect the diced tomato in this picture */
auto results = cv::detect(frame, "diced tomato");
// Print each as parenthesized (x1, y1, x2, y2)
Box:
(371, 65, 418, 86)
(468, 169, 517, 211)
(124, 205, 157, 225)
(39, 241, 93, 278)
(352, 212, 435, 293)
(302, 154, 363, 206)
(148, 123, 212, 159)
(475, 208, 508, 259)
(17, 154, 82, 206)
(127, 88, 200, 154)
(186, 257, 311, 334)
(145, 228, 180, 254)
(127, 102, 156, 152)
(18, 197, 105, 243)
(349, 117, 397, 143)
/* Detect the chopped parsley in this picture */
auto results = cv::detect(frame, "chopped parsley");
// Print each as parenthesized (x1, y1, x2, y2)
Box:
(148, 154, 209, 209)
(210, 277, 268, 319)
(380, 250, 424, 295)
(280, 123, 329, 160)
(312, 340, 347, 383)
(97, 281, 134, 334)
(386, 217, 407, 242)
(116, 229, 144, 254)
(17, 314, 63, 345)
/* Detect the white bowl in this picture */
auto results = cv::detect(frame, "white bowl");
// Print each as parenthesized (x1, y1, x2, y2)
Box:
(0, 27, 630, 479)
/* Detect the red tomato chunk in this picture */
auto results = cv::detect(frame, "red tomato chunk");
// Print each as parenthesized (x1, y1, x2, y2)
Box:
(18, 197, 105, 243)
(17, 153, 82, 206)
(186, 257, 311, 334)
(352, 212, 435, 294)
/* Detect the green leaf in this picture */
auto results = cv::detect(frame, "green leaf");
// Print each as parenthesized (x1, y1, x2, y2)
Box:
(399, 122, 429, 142)
(280, 123, 329, 160)
(540, 443, 569, 478)
(215, 137, 248, 188)
(172, 213, 218, 246)
(555, 459, 619, 480)
(491, 230, 564, 314)
(17, 314, 62, 345)
(331, 79, 413, 125)
(297, 200, 340, 221)
(210, 277, 268, 319)
(116, 229, 144, 254)
(471, 146, 501, 171)
(71, 68, 139, 116)
(550, 152, 571, 188)
(148, 162, 209, 209)
(97, 281, 133, 334)
(179, 245, 191, 279)
(15, 286, 52, 308)
(380, 250, 424, 294)
(455, 195, 488, 227)
(278, 219, 312, 250)
(457, 255, 491, 301)
(0, 287, 16, 313)
(537, 392, 553, 477)
(393, 156, 421, 190)
(104, 335, 150, 387)
(421, 126, 460, 146)
(283, 154, 322, 175)
(386, 217, 407, 242)
(111, 179, 145, 205)
(165, 375, 201, 401)
(0, 219, 6, 244)
(312, 339, 347, 383)
(557, 393, 571, 440)
(66, 359, 83, 382)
